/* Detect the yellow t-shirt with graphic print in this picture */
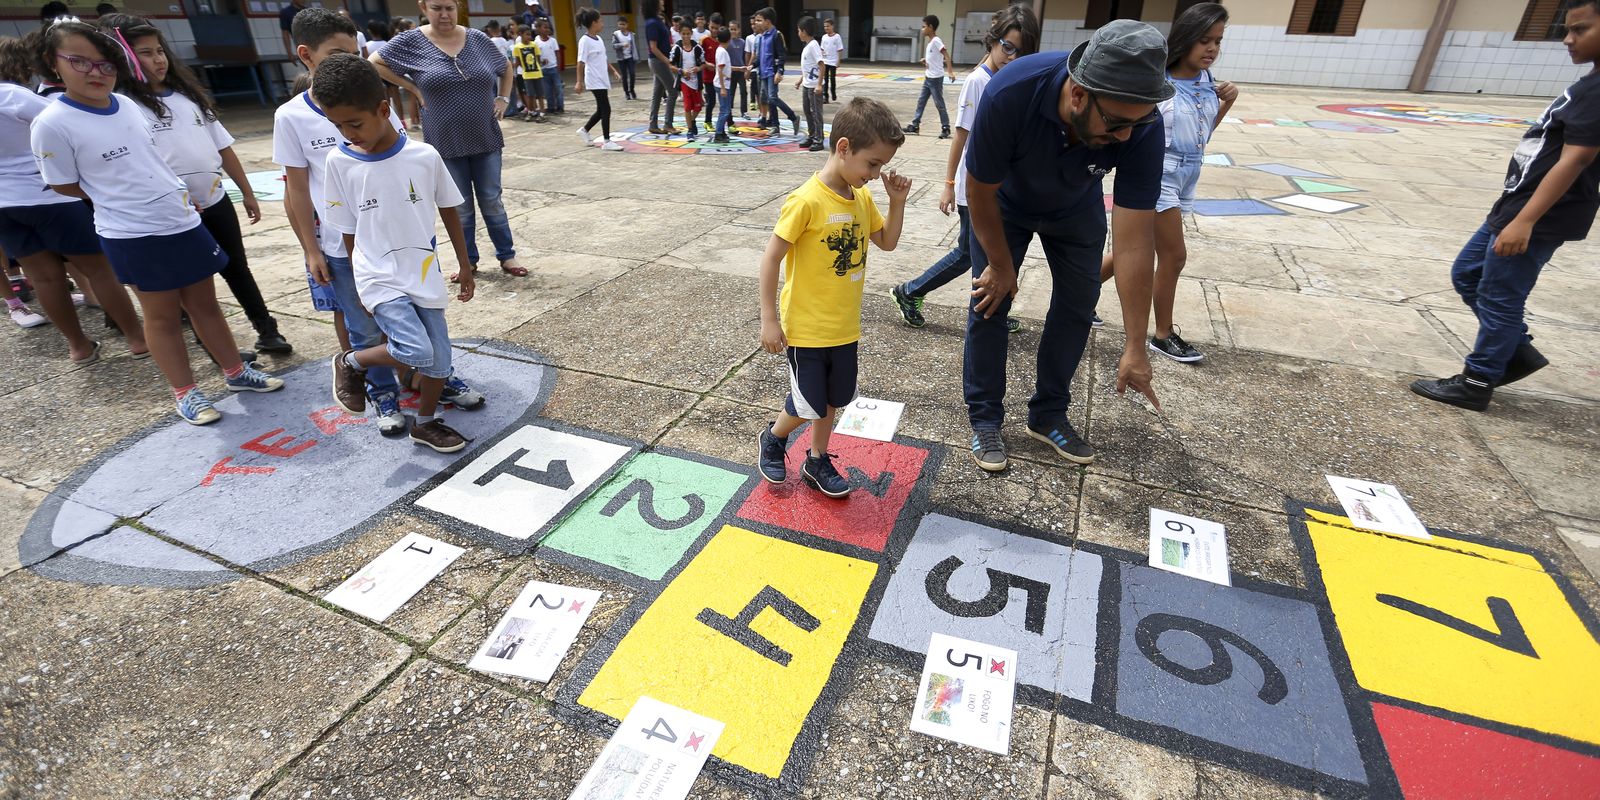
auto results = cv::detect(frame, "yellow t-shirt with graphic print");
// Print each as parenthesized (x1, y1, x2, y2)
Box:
(774, 174, 886, 348)
(512, 40, 543, 80)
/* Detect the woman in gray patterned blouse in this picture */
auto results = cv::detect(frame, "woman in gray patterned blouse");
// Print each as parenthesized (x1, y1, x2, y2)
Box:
(370, 0, 529, 279)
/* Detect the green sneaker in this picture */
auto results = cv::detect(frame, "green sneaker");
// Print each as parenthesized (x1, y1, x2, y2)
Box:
(890, 284, 925, 328)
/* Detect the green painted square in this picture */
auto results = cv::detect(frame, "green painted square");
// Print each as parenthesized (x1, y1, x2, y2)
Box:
(540, 452, 748, 580)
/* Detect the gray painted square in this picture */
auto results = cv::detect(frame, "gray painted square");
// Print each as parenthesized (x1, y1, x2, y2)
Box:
(868, 513, 1101, 701)
(1113, 562, 1367, 782)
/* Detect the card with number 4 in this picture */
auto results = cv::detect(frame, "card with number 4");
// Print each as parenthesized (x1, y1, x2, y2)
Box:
(909, 633, 1018, 755)
(568, 696, 724, 800)
(1326, 475, 1431, 540)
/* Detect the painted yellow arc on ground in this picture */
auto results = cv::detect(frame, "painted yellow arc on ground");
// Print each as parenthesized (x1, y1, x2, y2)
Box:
(1306, 514, 1600, 746)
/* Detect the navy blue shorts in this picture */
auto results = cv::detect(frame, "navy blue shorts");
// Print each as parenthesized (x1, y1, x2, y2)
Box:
(784, 342, 858, 420)
(99, 222, 227, 292)
(0, 201, 100, 260)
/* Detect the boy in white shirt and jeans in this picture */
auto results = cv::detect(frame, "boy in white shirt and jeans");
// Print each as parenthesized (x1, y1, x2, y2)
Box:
(315, 54, 478, 453)
(904, 14, 951, 138)
(797, 17, 825, 151)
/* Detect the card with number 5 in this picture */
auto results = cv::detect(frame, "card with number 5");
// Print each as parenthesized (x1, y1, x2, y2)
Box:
(568, 696, 725, 800)
(909, 633, 1018, 755)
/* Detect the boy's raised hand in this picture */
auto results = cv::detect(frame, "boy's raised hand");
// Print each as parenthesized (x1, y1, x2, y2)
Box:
(760, 319, 786, 353)
(881, 169, 912, 202)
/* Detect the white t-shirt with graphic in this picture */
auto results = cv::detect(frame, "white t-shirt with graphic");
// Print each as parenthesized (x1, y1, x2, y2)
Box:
(821, 32, 843, 66)
(0, 84, 76, 209)
(31, 93, 198, 238)
(143, 90, 235, 210)
(272, 90, 405, 259)
(953, 63, 994, 207)
(578, 33, 610, 90)
(320, 136, 466, 310)
(714, 46, 731, 90)
(923, 35, 946, 79)
(800, 40, 822, 89)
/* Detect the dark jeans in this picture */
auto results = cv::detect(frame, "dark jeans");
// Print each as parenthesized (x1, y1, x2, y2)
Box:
(199, 196, 277, 336)
(442, 149, 516, 264)
(762, 73, 795, 128)
(824, 62, 838, 100)
(584, 89, 611, 139)
(717, 86, 733, 136)
(905, 204, 970, 298)
(649, 58, 679, 128)
(911, 75, 948, 128)
(618, 58, 637, 98)
(730, 71, 748, 113)
(543, 70, 564, 111)
(703, 75, 717, 127)
(1450, 221, 1561, 382)
(963, 205, 1104, 430)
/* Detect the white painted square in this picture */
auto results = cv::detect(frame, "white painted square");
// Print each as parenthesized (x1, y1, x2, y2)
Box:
(417, 425, 631, 540)
(1269, 193, 1364, 214)
(325, 534, 465, 622)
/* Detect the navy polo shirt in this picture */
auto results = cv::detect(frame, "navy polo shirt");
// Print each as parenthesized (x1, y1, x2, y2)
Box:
(965, 51, 1164, 219)
(279, 1, 301, 32)
(644, 16, 672, 61)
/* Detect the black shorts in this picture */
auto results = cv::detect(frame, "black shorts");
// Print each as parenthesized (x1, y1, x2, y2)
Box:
(784, 342, 858, 420)
(0, 200, 100, 260)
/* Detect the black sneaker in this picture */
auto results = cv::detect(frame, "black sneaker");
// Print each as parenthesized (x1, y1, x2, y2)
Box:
(903, 123, 920, 135)
(801, 450, 851, 497)
(757, 424, 788, 484)
(254, 333, 294, 355)
(889, 284, 925, 328)
(1006, 317, 1022, 334)
(808, 141, 824, 152)
(1410, 372, 1492, 412)
(1149, 327, 1204, 363)
(938, 127, 951, 139)
(1091, 313, 1105, 328)
(970, 428, 1007, 472)
(1026, 421, 1095, 465)
(1499, 341, 1549, 386)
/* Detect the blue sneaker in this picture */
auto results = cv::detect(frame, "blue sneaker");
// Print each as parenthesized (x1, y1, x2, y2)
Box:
(801, 450, 851, 498)
(441, 374, 485, 409)
(757, 424, 788, 483)
(225, 362, 285, 393)
(371, 392, 406, 436)
(176, 387, 220, 426)
(1026, 421, 1095, 465)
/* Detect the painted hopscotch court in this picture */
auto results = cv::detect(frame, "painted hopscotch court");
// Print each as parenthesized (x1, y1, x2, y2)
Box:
(21, 349, 1600, 797)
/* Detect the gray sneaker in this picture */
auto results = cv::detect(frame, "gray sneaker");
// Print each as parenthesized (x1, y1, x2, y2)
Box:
(970, 429, 1008, 472)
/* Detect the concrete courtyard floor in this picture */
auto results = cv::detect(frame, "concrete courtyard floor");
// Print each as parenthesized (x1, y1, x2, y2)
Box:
(3, 66, 1598, 799)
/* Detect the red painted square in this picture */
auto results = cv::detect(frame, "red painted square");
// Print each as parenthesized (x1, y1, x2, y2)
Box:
(736, 435, 928, 552)
(1372, 702, 1600, 799)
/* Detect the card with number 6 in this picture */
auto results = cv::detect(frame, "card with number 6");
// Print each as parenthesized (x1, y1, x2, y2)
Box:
(909, 633, 1018, 755)
(568, 696, 724, 800)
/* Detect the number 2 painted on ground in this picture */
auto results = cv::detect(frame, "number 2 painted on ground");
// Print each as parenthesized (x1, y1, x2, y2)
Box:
(600, 478, 706, 530)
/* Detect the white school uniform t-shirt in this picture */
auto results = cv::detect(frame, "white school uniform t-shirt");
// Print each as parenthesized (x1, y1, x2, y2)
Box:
(714, 47, 731, 90)
(272, 91, 405, 259)
(924, 35, 946, 79)
(953, 63, 994, 207)
(321, 136, 465, 310)
(800, 40, 822, 89)
(0, 84, 75, 209)
(145, 90, 235, 210)
(821, 32, 843, 66)
(489, 34, 512, 61)
(536, 35, 561, 69)
(578, 34, 610, 89)
(31, 93, 198, 238)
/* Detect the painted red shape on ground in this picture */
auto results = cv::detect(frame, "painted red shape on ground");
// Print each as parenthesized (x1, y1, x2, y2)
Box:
(200, 456, 276, 487)
(240, 428, 317, 459)
(308, 406, 369, 435)
(1372, 702, 1600, 799)
(736, 436, 927, 552)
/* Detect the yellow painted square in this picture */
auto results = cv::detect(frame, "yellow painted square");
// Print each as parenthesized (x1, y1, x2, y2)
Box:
(578, 525, 877, 777)
(1307, 517, 1600, 745)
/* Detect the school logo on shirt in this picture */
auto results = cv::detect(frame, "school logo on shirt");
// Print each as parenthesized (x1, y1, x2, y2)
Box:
(407, 179, 422, 204)
(325, 199, 344, 209)
(309, 136, 338, 150)
(34, 150, 52, 160)
(152, 118, 174, 133)
(358, 197, 380, 213)
(192, 111, 204, 128)
(824, 223, 865, 277)
(100, 146, 130, 163)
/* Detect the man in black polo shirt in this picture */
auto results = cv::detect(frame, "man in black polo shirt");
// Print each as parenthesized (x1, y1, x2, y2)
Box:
(962, 20, 1167, 472)
(279, 0, 307, 56)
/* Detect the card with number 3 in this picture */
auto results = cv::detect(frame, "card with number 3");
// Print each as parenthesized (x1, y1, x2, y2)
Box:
(568, 696, 725, 800)
(909, 633, 1018, 755)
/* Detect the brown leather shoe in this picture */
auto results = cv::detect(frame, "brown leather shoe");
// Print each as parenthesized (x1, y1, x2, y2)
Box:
(410, 418, 468, 453)
(331, 351, 366, 414)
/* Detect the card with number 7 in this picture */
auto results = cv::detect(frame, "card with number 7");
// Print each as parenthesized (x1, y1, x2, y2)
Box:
(568, 696, 724, 800)
(909, 633, 1018, 755)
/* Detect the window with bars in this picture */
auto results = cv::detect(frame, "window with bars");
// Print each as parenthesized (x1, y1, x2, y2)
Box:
(1517, 0, 1581, 42)
(1286, 0, 1366, 37)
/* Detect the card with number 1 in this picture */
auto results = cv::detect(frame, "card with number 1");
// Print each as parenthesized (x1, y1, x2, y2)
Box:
(909, 633, 1018, 755)
(568, 696, 724, 800)
(324, 534, 464, 622)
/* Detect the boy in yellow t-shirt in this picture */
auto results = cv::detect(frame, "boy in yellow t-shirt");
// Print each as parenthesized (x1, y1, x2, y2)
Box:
(757, 97, 911, 497)
(511, 25, 546, 122)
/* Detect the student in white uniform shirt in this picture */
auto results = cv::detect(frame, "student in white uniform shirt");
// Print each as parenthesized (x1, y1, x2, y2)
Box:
(574, 7, 624, 150)
(32, 19, 283, 425)
(820, 17, 842, 102)
(903, 14, 951, 138)
(796, 16, 824, 151)
(317, 55, 477, 454)
(107, 14, 292, 356)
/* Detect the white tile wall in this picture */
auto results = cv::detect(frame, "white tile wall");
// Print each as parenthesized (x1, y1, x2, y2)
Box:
(1426, 31, 1586, 96)
(1211, 24, 1424, 91)
(869, 15, 922, 64)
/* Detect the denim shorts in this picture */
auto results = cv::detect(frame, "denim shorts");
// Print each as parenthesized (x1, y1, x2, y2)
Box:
(1157, 152, 1205, 214)
(371, 296, 453, 379)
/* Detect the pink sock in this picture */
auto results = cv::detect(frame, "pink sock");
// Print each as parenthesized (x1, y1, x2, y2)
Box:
(173, 384, 197, 400)
(4, 297, 22, 310)
(223, 363, 244, 380)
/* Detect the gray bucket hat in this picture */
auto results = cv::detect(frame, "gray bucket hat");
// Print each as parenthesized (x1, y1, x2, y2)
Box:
(1067, 19, 1174, 105)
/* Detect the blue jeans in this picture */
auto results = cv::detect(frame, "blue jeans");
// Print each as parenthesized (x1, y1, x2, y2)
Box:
(762, 73, 794, 127)
(963, 204, 1105, 430)
(371, 297, 453, 379)
(905, 205, 970, 298)
(911, 75, 948, 129)
(1450, 222, 1561, 382)
(543, 70, 564, 111)
(325, 253, 401, 401)
(442, 150, 516, 265)
(717, 87, 733, 136)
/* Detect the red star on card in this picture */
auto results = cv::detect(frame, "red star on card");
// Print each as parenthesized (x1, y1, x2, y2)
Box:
(685, 732, 706, 751)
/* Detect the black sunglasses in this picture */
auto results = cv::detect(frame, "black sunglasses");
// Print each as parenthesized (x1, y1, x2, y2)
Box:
(1086, 91, 1160, 133)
